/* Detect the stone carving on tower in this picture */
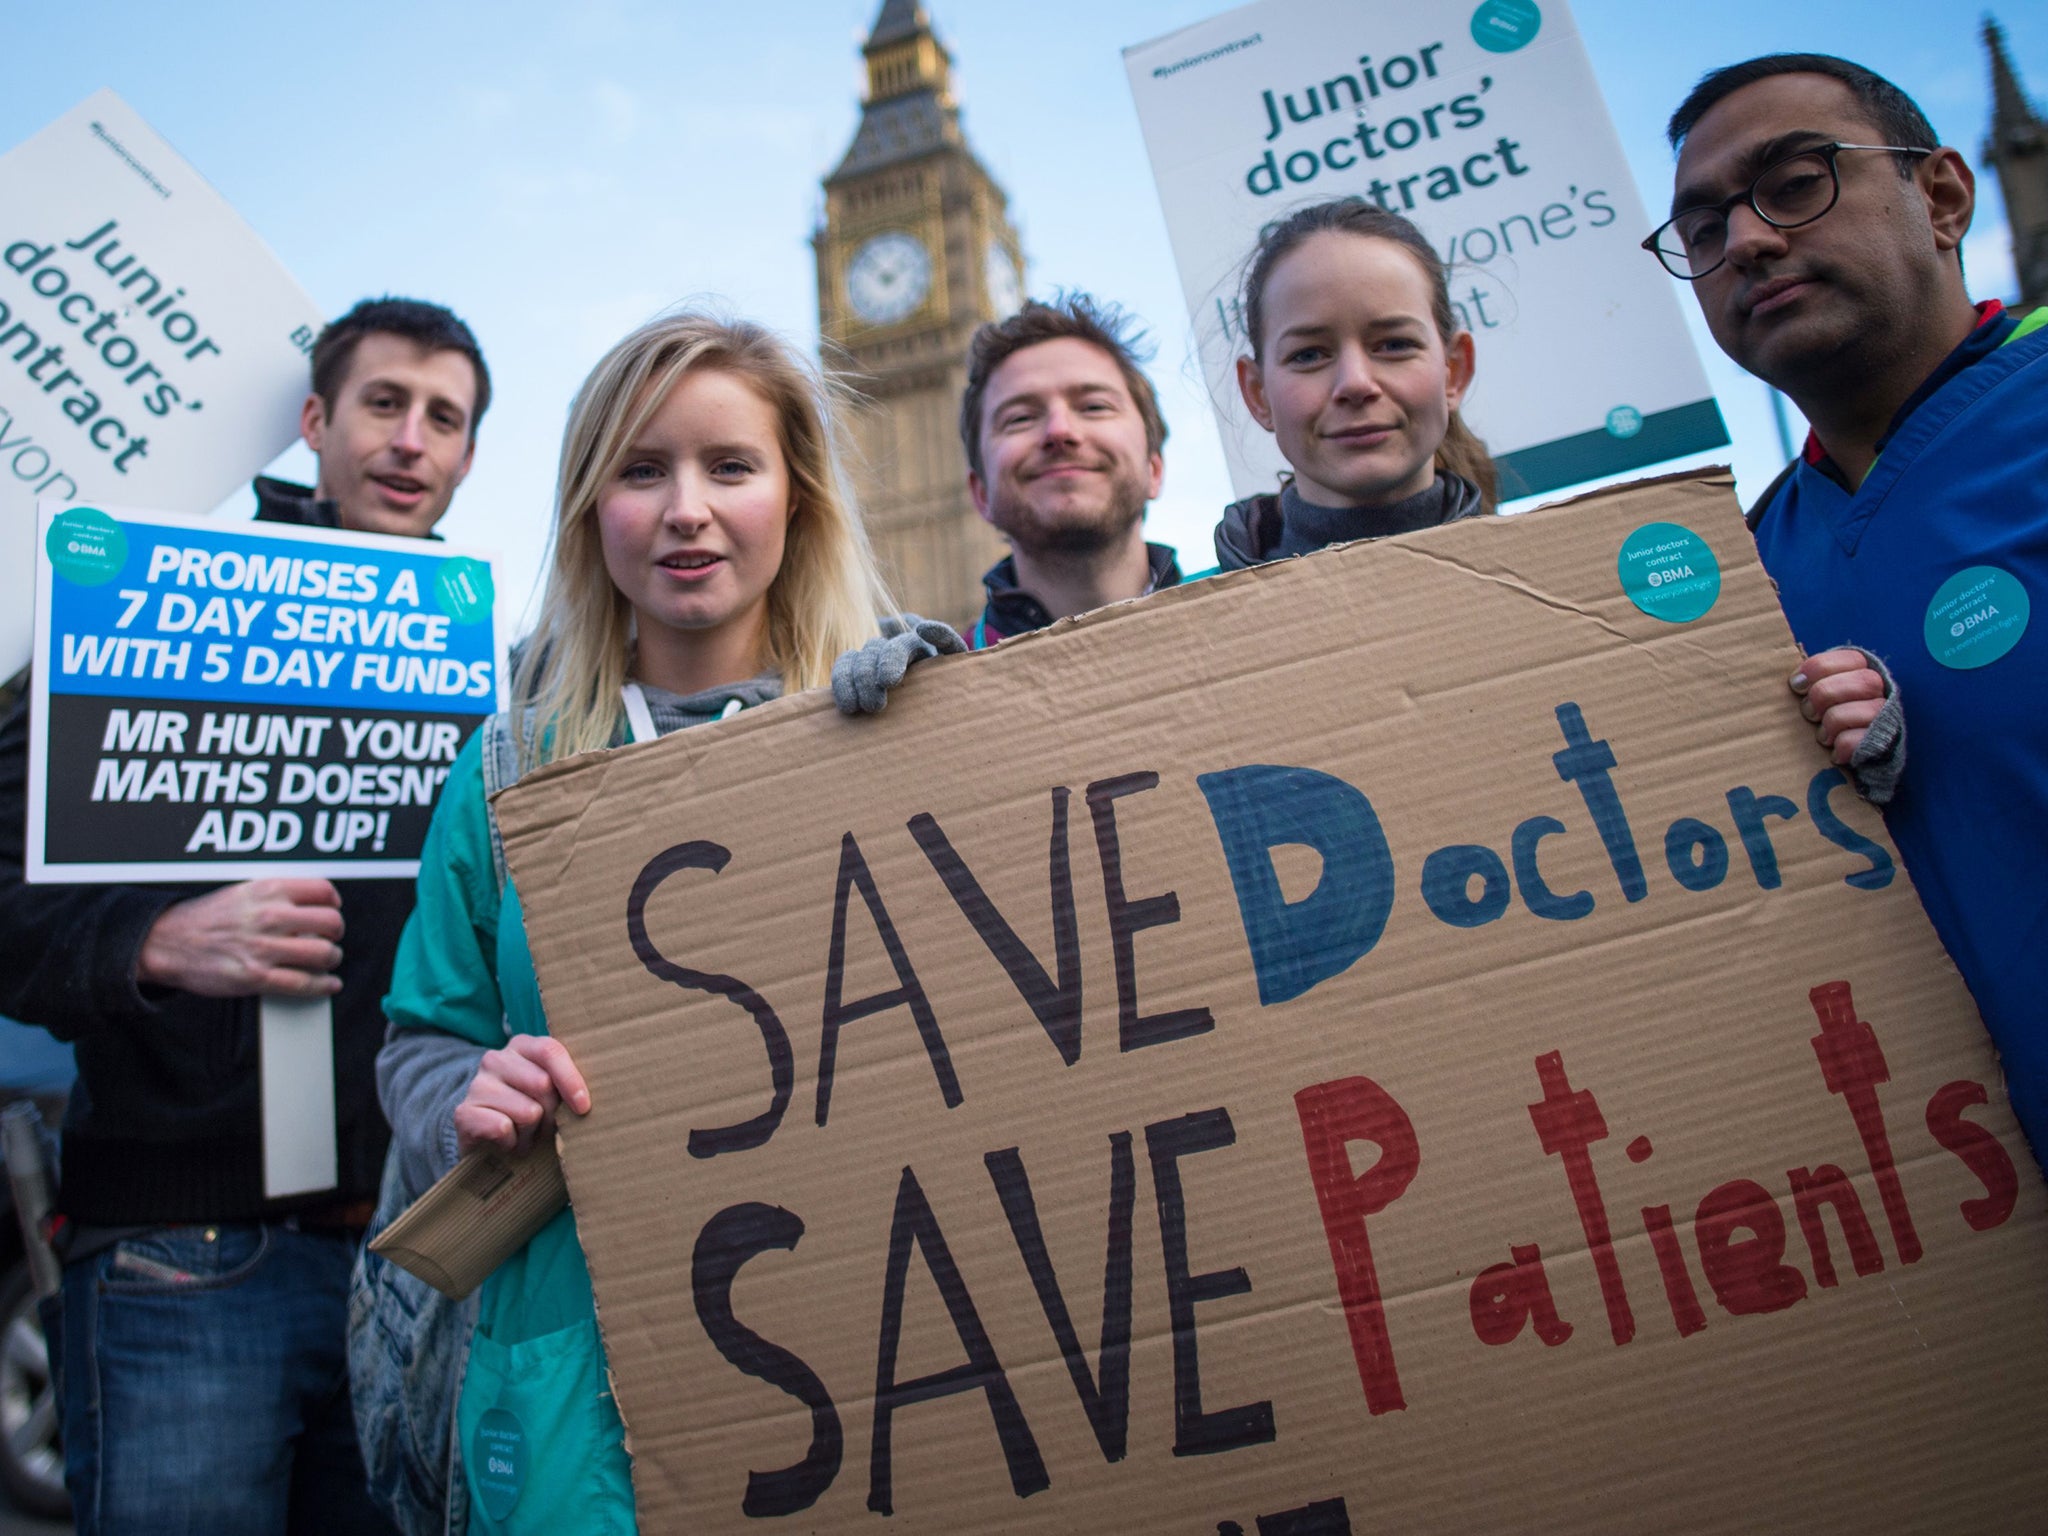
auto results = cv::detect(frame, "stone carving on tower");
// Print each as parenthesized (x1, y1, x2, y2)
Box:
(816, 0, 1027, 627)
(1983, 16, 2048, 311)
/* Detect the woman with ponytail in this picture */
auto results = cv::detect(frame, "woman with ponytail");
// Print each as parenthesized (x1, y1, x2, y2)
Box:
(1214, 197, 1498, 568)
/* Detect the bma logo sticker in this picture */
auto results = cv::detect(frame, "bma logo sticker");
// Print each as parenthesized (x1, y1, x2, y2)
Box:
(1924, 565, 2029, 670)
(434, 555, 495, 625)
(1618, 522, 1720, 623)
(45, 506, 128, 586)
(1471, 0, 1541, 52)
(473, 1407, 525, 1519)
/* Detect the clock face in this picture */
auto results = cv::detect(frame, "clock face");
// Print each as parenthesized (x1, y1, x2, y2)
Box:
(846, 231, 932, 326)
(984, 241, 1022, 318)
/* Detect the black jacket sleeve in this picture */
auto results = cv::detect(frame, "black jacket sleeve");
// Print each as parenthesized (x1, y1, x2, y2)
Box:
(0, 692, 184, 1039)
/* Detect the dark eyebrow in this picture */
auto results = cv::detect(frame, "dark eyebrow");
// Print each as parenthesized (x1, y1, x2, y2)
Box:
(987, 386, 1046, 419)
(358, 375, 471, 429)
(426, 392, 470, 425)
(1671, 130, 1834, 216)
(1276, 315, 1427, 346)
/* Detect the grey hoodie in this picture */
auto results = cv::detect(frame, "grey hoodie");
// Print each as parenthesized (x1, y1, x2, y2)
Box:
(376, 673, 782, 1193)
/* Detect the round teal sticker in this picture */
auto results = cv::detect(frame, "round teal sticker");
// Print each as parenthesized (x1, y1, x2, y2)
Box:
(1924, 565, 2029, 669)
(1618, 522, 1721, 623)
(1605, 405, 1643, 439)
(45, 507, 128, 586)
(434, 556, 495, 624)
(473, 1407, 525, 1520)
(1472, 0, 1541, 52)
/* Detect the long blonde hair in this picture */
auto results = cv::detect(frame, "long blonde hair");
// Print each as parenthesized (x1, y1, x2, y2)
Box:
(512, 312, 892, 766)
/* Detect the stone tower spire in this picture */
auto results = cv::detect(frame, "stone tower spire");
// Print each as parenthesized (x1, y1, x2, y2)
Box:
(1982, 16, 2048, 308)
(814, 3, 1027, 625)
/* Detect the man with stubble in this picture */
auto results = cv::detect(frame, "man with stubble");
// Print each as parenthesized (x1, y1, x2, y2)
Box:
(959, 294, 1181, 645)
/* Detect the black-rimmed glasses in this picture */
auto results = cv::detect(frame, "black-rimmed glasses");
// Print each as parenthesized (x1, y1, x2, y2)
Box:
(1642, 143, 1933, 280)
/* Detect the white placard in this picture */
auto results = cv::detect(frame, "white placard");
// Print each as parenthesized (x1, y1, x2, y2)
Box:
(0, 90, 322, 675)
(259, 994, 337, 1199)
(1124, 0, 1728, 501)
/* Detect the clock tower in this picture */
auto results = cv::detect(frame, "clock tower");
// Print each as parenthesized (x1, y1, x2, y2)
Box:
(817, 0, 1026, 627)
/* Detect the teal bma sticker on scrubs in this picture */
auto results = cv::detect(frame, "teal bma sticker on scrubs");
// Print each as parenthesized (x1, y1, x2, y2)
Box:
(1924, 565, 2029, 669)
(434, 556, 495, 624)
(474, 1407, 525, 1520)
(45, 507, 128, 586)
(1472, 0, 1541, 52)
(1618, 522, 1721, 623)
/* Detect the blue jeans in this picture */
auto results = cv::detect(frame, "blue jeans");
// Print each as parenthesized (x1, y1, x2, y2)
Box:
(58, 1221, 398, 1536)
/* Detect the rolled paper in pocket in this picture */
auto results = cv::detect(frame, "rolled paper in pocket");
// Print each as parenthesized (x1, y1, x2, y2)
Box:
(370, 1135, 569, 1300)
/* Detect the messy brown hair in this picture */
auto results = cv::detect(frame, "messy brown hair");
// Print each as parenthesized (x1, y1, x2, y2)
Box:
(958, 293, 1168, 479)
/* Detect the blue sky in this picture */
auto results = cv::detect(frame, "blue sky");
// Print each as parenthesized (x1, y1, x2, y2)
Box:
(4, 0, 2040, 624)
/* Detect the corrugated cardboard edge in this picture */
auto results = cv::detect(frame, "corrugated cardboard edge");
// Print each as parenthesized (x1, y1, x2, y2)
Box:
(969, 464, 1748, 655)
(368, 1135, 570, 1301)
(493, 465, 1744, 822)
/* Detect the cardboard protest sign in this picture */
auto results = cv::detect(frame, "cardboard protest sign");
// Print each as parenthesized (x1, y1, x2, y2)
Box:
(1123, 0, 1729, 501)
(28, 502, 502, 882)
(0, 90, 322, 676)
(497, 471, 2048, 1534)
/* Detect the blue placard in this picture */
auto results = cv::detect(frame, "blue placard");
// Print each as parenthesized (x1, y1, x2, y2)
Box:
(43, 506, 498, 711)
(29, 502, 504, 881)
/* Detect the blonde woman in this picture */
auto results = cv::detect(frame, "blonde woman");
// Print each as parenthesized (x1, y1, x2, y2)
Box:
(372, 312, 954, 1533)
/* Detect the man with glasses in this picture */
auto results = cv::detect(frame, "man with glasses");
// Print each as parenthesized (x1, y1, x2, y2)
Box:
(1653, 53, 2048, 1165)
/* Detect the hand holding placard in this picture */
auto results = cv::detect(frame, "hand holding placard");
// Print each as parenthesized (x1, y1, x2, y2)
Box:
(1791, 648, 1889, 764)
(136, 877, 344, 998)
(454, 1035, 592, 1157)
(133, 878, 348, 1199)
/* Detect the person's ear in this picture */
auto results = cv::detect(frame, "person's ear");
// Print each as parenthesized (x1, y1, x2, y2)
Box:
(1443, 331, 1476, 413)
(1236, 355, 1275, 433)
(1145, 449, 1164, 502)
(1919, 147, 1975, 255)
(299, 392, 328, 454)
(452, 437, 476, 490)
(969, 469, 994, 524)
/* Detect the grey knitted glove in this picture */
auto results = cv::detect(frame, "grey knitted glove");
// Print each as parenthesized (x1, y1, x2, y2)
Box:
(831, 615, 967, 715)
(1844, 647, 1906, 806)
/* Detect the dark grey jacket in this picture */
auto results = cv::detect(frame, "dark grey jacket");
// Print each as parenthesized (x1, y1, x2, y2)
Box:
(1213, 472, 1488, 571)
